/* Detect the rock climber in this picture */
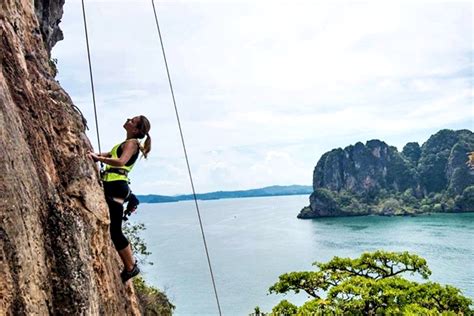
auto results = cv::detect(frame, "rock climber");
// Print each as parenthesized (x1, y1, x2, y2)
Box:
(89, 115, 151, 283)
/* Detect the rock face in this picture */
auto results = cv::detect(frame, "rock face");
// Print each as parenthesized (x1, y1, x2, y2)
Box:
(313, 140, 418, 195)
(1, 1, 142, 314)
(33, 0, 65, 55)
(299, 130, 474, 218)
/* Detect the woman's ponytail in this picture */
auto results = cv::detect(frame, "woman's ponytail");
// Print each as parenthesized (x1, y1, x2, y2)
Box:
(142, 133, 151, 159)
(137, 115, 151, 158)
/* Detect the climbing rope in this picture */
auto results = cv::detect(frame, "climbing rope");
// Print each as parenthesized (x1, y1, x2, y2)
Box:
(80, 1, 222, 313)
(81, 0, 103, 163)
(150, 1, 223, 315)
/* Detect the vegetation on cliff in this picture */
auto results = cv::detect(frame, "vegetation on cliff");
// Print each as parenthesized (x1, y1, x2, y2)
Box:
(124, 222, 175, 315)
(299, 129, 474, 218)
(253, 251, 473, 315)
(133, 277, 174, 316)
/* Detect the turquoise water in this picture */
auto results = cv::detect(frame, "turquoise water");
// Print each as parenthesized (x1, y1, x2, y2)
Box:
(130, 195, 474, 315)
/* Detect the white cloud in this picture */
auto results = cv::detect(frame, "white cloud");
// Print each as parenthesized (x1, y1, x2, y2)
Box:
(53, 1, 473, 195)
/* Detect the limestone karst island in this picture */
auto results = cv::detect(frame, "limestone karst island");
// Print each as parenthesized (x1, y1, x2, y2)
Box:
(299, 129, 474, 218)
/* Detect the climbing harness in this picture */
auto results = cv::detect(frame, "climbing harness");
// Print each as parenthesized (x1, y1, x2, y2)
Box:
(103, 168, 129, 177)
(80, 1, 222, 314)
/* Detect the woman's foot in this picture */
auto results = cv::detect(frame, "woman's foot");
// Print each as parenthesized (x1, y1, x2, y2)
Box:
(121, 262, 140, 283)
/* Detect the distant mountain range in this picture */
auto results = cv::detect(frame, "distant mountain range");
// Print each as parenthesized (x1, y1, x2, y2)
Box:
(137, 185, 312, 203)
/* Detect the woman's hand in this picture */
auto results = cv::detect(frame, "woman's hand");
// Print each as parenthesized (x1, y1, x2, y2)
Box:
(88, 152, 101, 162)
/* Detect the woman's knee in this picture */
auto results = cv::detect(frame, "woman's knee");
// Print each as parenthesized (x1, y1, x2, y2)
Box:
(111, 231, 129, 250)
(109, 218, 129, 250)
(106, 197, 129, 250)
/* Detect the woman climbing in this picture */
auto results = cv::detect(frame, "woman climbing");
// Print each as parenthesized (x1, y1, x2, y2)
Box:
(89, 115, 151, 283)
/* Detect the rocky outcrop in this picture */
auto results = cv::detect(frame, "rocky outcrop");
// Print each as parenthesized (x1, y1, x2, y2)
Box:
(33, 0, 65, 55)
(417, 129, 472, 194)
(0, 1, 150, 314)
(312, 140, 418, 195)
(299, 130, 474, 218)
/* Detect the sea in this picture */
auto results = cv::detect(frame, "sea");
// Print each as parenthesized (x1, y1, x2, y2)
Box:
(129, 195, 474, 315)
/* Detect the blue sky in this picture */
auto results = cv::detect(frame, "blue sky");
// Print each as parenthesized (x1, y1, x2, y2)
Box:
(53, 0, 473, 195)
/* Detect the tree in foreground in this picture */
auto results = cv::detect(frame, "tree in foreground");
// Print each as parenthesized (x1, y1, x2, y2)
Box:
(253, 251, 472, 315)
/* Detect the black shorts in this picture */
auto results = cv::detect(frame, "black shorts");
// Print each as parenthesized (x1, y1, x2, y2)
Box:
(103, 180, 130, 200)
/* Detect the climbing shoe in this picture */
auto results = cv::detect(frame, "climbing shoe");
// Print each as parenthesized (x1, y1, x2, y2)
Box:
(121, 262, 140, 283)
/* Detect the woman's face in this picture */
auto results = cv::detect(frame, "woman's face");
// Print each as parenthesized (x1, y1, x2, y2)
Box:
(124, 116, 140, 133)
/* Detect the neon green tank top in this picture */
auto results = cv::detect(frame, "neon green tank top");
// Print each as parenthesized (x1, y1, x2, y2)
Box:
(102, 140, 139, 182)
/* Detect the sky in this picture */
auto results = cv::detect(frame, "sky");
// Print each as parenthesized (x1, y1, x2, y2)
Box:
(52, 0, 473, 195)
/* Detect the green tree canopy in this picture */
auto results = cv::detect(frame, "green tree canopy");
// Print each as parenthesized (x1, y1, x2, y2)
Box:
(257, 251, 472, 315)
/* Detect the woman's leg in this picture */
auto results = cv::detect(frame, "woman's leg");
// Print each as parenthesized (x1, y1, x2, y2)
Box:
(106, 197, 139, 281)
(107, 197, 130, 253)
(104, 181, 140, 281)
(118, 244, 135, 271)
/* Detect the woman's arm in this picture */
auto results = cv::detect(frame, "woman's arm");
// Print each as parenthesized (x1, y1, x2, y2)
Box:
(88, 152, 111, 160)
(90, 141, 138, 167)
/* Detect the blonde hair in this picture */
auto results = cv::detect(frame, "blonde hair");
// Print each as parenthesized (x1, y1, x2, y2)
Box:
(136, 115, 151, 158)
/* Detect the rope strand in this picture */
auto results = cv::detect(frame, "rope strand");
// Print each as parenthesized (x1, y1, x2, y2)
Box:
(150, 1, 223, 315)
(81, 0, 103, 162)
(81, 2, 221, 312)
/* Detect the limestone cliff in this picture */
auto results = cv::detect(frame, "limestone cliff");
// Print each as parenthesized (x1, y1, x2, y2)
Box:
(0, 0, 147, 314)
(299, 129, 474, 218)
